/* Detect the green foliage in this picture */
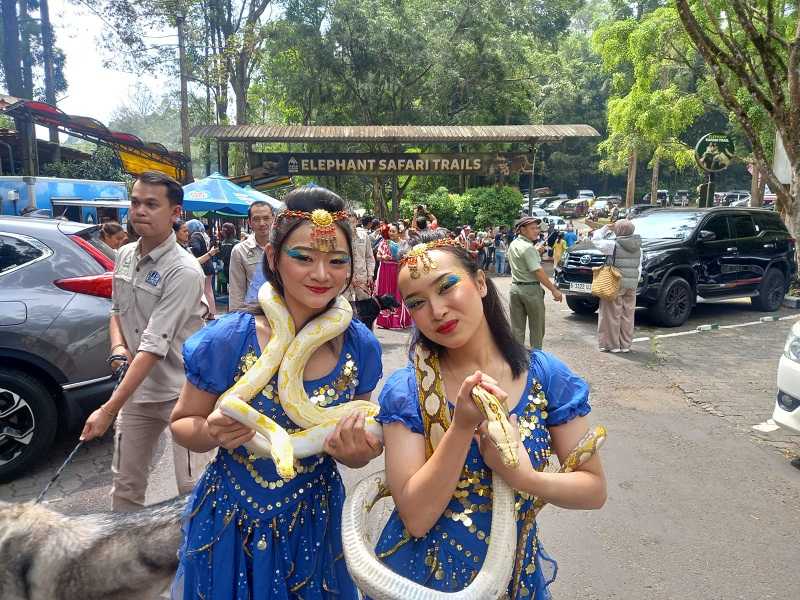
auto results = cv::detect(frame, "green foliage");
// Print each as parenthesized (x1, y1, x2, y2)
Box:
(40, 146, 131, 183)
(401, 185, 521, 230)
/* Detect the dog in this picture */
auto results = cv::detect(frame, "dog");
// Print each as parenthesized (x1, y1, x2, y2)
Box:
(0, 495, 187, 600)
(352, 294, 401, 330)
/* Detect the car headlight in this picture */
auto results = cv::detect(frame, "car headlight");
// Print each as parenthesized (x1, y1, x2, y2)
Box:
(784, 332, 800, 362)
(642, 250, 668, 263)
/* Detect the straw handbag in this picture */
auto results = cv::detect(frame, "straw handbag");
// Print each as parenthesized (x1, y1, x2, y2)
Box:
(591, 247, 622, 300)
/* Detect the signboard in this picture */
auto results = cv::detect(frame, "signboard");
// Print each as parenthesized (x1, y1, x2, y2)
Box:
(248, 152, 533, 177)
(694, 133, 735, 172)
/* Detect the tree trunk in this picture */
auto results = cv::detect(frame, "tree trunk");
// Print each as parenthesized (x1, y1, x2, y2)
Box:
(39, 0, 59, 155)
(649, 154, 660, 205)
(176, 14, 193, 170)
(785, 168, 800, 275)
(0, 0, 23, 97)
(17, 0, 32, 98)
(625, 147, 638, 208)
(750, 161, 763, 207)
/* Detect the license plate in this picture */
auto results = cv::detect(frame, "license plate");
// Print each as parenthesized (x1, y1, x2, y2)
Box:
(569, 282, 592, 293)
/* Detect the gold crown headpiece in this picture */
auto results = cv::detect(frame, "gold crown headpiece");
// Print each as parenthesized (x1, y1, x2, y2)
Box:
(278, 209, 350, 252)
(399, 238, 460, 279)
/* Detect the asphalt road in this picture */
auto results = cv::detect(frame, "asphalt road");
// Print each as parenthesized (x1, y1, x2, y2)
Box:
(3, 273, 799, 599)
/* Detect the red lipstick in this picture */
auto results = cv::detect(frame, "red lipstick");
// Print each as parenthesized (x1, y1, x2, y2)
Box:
(436, 319, 458, 334)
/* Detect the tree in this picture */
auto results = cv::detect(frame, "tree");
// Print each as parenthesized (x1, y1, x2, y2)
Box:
(675, 0, 799, 242)
(593, 8, 705, 206)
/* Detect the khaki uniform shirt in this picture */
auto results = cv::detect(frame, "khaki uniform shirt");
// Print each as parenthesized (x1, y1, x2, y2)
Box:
(346, 226, 376, 301)
(507, 234, 542, 284)
(111, 232, 206, 403)
(228, 234, 264, 310)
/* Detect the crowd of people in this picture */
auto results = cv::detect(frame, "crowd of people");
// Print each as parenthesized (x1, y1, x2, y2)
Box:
(77, 174, 621, 599)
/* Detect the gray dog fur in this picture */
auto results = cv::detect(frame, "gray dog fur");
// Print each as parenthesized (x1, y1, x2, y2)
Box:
(0, 495, 186, 600)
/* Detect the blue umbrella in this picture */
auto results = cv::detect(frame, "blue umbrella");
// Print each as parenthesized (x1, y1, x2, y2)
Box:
(182, 172, 254, 215)
(243, 185, 285, 211)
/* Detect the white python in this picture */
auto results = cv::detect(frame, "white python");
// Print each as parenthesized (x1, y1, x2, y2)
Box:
(341, 348, 607, 600)
(215, 282, 382, 479)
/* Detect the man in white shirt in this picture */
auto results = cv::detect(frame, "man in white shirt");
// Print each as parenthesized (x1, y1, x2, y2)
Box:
(228, 201, 273, 310)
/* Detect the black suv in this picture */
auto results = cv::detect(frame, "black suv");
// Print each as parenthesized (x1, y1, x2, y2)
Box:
(555, 208, 796, 327)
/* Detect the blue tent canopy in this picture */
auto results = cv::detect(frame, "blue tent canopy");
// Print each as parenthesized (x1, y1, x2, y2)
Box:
(243, 185, 285, 211)
(182, 172, 254, 215)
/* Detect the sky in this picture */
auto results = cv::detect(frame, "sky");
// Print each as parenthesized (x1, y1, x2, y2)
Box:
(49, 0, 169, 124)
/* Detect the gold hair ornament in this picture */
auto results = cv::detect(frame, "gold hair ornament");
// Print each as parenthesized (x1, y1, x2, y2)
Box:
(399, 238, 459, 279)
(279, 209, 349, 252)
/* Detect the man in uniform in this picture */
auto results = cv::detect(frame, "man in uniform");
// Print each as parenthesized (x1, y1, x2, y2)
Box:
(80, 171, 209, 511)
(228, 200, 274, 310)
(507, 216, 563, 349)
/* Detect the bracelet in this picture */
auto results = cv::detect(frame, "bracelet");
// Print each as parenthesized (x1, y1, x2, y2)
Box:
(110, 343, 127, 354)
(99, 404, 118, 418)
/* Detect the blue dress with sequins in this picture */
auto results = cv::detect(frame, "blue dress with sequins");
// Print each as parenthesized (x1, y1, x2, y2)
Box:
(172, 311, 382, 600)
(373, 351, 591, 600)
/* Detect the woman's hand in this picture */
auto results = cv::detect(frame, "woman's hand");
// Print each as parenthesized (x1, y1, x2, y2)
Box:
(476, 414, 535, 490)
(324, 410, 383, 468)
(206, 408, 255, 450)
(451, 371, 490, 433)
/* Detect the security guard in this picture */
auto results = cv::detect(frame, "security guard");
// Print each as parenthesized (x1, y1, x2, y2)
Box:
(507, 216, 563, 349)
(228, 200, 274, 310)
(81, 171, 210, 511)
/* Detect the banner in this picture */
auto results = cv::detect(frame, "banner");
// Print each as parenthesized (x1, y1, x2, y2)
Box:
(248, 152, 533, 177)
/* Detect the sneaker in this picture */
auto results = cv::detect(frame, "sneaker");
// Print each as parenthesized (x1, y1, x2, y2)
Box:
(599, 347, 609, 352)
(620, 348, 631, 353)
(610, 348, 622, 353)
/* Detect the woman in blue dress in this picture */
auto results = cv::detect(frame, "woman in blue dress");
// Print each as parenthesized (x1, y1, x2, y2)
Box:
(170, 186, 383, 599)
(373, 231, 607, 599)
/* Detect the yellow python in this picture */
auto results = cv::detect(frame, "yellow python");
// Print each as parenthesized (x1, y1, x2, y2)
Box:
(215, 281, 382, 479)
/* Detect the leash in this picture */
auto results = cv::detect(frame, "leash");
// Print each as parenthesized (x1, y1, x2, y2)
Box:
(34, 355, 129, 504)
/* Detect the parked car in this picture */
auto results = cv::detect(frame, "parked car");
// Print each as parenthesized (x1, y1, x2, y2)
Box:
(774, 320, 800, 434)
(555, 207, 796, 327)
(0, 216, 115, 480)
(577, 189, 595, 200)
(722, 191, 751, 206)
(589, 199, 611, 218)
(546, 199, 567, 215)
(559, 199, 589, 218)
(673, 190, 690, 206)
(542, 215, 569, 232)
(642, 189, 670, 206)
(519, 205, 548, 219)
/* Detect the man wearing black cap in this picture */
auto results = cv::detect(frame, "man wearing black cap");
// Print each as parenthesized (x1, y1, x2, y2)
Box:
(507, 216, 562, 348)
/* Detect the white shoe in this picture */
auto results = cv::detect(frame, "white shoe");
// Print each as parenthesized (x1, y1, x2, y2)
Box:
(610, 348, 622, 353)
(599, 347, 609, 352)
(620, 348, 631, 353)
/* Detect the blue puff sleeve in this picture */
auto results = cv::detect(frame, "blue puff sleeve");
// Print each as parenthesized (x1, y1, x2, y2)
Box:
(183, 312, 256, 395)
(349, 319, 383, 395)
(376, 365, 423, 434)
(531, 351, 591, 427)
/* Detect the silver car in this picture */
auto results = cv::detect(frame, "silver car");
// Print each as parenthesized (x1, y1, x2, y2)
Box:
(0, 216, 115, 480)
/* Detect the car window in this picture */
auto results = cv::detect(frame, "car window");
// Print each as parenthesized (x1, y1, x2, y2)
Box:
(753, 213, 786, 233)
(730, 215, 757, 238)
(0, 235, 45, 274)
(631, 211, 705, 239)
(701, 216, 731, 241)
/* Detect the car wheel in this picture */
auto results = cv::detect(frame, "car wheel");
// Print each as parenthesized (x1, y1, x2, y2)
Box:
(566, 295, 600, 315)
(650, 276, 693, 327)
(751, 268, 785, 312)
(0, 368, 58, 482)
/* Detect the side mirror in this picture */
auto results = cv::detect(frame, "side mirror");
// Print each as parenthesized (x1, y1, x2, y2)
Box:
(698, 230, 716, 242)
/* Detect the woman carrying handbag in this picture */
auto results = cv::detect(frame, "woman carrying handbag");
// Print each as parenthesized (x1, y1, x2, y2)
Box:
(590, 220, 642, 353)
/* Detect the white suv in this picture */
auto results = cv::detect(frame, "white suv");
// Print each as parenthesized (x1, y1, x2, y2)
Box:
(775, 320, 800, 434)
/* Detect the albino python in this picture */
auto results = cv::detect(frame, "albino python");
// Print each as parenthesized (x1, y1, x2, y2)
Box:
(341, 346, 607, 600)
(215, 281, 382, 479)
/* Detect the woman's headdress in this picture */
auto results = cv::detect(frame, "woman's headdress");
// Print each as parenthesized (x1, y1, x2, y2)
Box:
(400, 238, 459, 279)
(278, 209, 349, 252)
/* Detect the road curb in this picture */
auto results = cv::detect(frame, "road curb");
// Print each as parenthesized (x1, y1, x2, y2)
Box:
(783, 295, 800, 309)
